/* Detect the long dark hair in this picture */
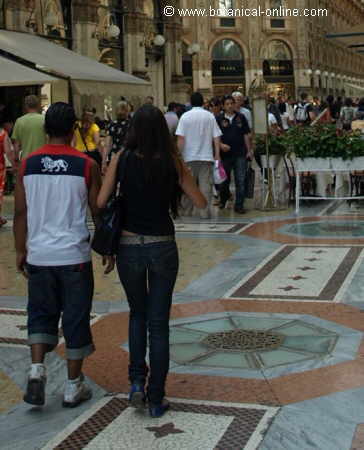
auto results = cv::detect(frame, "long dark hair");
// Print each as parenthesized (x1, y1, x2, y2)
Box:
(125, 104, 182, 218)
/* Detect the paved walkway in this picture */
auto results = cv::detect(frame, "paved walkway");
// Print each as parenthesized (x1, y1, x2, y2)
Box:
(1, 196, 364, 449)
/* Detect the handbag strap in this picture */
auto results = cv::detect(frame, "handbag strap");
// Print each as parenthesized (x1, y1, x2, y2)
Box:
(77, 124, 89, 152)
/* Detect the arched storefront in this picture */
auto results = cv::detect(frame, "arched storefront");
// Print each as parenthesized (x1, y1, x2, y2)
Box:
(263, 40, 295, 98)
(211, 39, 245, 96)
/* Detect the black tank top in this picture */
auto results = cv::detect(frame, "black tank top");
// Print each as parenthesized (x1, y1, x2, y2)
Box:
(119, 151, 175, 236)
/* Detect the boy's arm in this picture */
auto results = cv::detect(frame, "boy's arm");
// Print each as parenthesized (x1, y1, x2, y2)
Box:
(13, 169, 28, 277)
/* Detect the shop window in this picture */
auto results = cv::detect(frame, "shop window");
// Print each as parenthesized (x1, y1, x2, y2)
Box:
(218, 0, 235, 27)
(182, 43, 192, 80)
(269, 0, 285, 29)
(263, 40, 293, 78)
(212, 39, 244, 84)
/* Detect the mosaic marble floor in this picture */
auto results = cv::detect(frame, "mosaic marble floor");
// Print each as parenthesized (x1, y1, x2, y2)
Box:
(3, 197, 364, 449)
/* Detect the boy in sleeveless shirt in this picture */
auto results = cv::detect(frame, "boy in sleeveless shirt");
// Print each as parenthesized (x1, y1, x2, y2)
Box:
(14, 102, 114, 408)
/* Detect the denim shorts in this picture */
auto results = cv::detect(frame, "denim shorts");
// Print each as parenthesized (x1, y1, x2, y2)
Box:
(27, 261, 95, 360)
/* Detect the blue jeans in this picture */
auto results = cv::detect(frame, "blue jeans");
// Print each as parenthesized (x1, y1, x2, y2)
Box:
(116, 240, 178, 404)
(220, 156, 247, 209)
(27, 262, 95, 360)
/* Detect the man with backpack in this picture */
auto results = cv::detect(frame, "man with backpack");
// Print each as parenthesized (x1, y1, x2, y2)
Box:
(294, 93, 315, 125)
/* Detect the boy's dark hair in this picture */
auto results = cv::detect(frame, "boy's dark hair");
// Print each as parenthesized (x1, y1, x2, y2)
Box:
(300, 92, 308, 101)
(190, 92, 204, 107)
(209, 97, 222, 108)
(168, 102, 177, 111)
(45, 102, 77, 138)
(223, 95, 235, 105)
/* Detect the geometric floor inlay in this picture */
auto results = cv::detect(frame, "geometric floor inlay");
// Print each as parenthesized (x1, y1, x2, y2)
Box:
(0, 309, 29, 346)
(174, 222, 250, 234)
(169, 314, 339, 371)
(227, 245, 363, 301)
(279, 220, 364, 239)
(202, 329, 284, 352)
(131, 311, 364, 380)
(42, 396, 278, 450)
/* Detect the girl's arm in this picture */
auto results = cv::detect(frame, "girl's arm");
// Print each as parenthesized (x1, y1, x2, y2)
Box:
(97, 151, 122, 209)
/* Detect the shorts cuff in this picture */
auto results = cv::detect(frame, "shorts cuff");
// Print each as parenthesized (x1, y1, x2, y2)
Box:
(28, 333, 59, 349)
(66, 343, 95, 360)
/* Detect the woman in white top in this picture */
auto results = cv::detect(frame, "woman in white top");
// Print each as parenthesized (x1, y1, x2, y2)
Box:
(278, 101, 291, 131)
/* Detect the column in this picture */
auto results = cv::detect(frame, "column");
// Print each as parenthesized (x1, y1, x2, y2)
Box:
(72, 0, 100, 59)
(164, 19, 190, 103)
(123, 12, 148, 80)
(191, 0, 212, 96)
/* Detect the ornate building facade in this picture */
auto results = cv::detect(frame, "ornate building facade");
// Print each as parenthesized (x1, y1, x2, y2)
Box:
(0, 0, 187, 109)
(181, 0, 364, 99)
(1, 0, 363, 108)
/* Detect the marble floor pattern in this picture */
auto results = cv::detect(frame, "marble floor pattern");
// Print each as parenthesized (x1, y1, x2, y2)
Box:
(3, 197, 364, 448)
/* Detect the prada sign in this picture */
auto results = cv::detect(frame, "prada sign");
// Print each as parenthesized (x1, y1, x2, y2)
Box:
(212, 60, 244, 77)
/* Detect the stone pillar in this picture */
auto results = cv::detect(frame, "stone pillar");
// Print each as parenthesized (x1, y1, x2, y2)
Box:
(71, 1, 100, 112)
(72, 0, 100, 59)
(5, 0, 36, 32)
(246, 1, 261, 95)
(123, 12, 148, 80)
(164, 20, 189, 104)
(295, 0, 311, 98)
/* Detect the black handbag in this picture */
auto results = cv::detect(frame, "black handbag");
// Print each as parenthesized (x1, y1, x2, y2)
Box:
(91, 150, 130, 256)
(245, 163, 255, 199)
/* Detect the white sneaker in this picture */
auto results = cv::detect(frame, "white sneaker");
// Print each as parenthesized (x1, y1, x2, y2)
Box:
(63, 375, 92, 408)
(24, 364, 47, 406)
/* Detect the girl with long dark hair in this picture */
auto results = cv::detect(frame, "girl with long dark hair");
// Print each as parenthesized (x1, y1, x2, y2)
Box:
(97, 104, 206, 418)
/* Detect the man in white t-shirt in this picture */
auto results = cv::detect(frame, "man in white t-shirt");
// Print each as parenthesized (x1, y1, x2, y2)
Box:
(176, 92, 222, 219)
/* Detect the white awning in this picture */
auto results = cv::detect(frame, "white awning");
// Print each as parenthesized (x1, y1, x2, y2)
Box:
(0, 30, 151, 97)
(0, 55, 58, 87)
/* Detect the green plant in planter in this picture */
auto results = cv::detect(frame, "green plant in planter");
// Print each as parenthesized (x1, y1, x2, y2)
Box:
(283, 124, 364, 160)
(255, 134, 287, 156)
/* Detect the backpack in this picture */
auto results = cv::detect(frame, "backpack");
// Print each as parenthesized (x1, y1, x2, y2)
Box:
(341, 107, 355, 126)
(295, 103, 309, 123)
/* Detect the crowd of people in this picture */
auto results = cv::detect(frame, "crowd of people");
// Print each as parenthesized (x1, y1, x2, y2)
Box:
(2, 90, 364, 226)
(1, 90, 364, 418)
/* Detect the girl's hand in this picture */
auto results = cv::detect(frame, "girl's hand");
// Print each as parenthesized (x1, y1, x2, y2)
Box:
(102, 255, 115, 274)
